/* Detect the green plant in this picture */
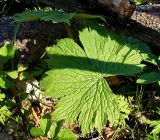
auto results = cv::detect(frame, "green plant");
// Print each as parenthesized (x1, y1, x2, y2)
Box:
(145, 108, 160, 139)
(0, 43, 16, 88)
(0, 93, 11, 124)
(0, 43, 17, 125)
(137, 54, 160, 84)
(135, 0, 148, 5)
(40, 25, 146, 135)
(137, 72, 160, 84)
(30, 115, 76, 140)
(14, 9, 105, 24)
(147, 134, 160, 140)
(1, 2, 158, 139)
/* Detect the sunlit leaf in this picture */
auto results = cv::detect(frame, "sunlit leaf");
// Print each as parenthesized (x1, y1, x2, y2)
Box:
(7, 71, 18, 79)
(56, 129, 77, 140)
(30, 128, 44, 137)
(0, 43, 14, 67)
(41, 26, 143, 135)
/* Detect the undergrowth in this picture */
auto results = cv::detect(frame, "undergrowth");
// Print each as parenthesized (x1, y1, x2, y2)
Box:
(0, 1, 159, 140)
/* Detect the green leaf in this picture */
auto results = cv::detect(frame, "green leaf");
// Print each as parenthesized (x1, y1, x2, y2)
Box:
(145, 119, 160, 135)
(135, 0, 146, 5)
(0, 43, 14, 67)
(56, 129, 77, 140)
(14, 11, 50, 23)
(49, 125, 57, 139)
(41, 10, 75, 25)
(53, 120, 64, 139)
(30, 127, 45, 137)
(0, 72, 13, 88)
(145, 108, 160, 135)
(18, 66, 27, 72)
(137, 72, 160, 84)
(40, 114, 52, 135)
(147, 134, 160, 140)
(49, 120, 64, 139)
(140, 53, 158, 66)
(117, 96, 132, 127)
(128, 37, 158, 66)
(7, 71, 18, 79)
(30, 114, 52, 137)
(0, 106, 11, 125)
(0, 93, 5, 101)
(41, 26, 143, 135)
(14, 10, 104, 25)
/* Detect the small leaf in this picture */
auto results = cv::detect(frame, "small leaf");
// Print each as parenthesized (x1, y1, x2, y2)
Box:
(135, 0, 146, 5)
(0, 43, 14, 67)
(147, 134, 160, 140)
(30, 127, 44, 137)
(0, 93, 5, 101)
(0, 73, 13, 89)
(49, 125, 57, 140)
(137, 72, 160, 84)
(145, 119, 160, 135)
(7, 71, 18, 79)
(49, 120, 64, 139)
(19, 72, 30, 80)
(117, 96, 131, 127)
(18, 66, 27, 72)
(140, 53, 158, 66)
(56, 129, 76, 140)
(0, 106, 11, 125)
(40, 114, 52, 135)
(54, 120, 64, 138)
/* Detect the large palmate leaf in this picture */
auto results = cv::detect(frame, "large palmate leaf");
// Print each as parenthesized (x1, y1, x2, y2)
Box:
(41, 27, 143, 134)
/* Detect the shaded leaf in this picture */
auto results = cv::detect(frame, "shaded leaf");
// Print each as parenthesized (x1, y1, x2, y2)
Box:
(0, 43, 14, 67)
(137, 72, 160, 84)
(14, 11, 50, 22)
(0, 72, 13, 89)
(14, 10, 104, 25)
(41, 10, 75, 25)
